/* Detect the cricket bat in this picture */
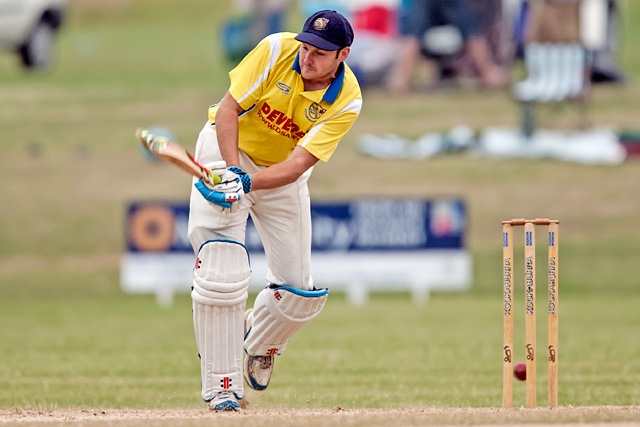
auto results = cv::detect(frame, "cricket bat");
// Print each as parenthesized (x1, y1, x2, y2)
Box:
(135, 128, 222, 186)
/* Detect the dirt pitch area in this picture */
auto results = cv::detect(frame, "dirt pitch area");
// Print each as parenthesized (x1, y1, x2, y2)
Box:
(2, 406, 640, 427)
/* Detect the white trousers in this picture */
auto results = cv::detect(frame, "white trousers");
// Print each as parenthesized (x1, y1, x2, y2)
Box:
(187, 122, 314, 291)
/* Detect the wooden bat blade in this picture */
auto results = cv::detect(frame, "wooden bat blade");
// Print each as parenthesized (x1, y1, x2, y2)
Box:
(135, 128, 221, 185)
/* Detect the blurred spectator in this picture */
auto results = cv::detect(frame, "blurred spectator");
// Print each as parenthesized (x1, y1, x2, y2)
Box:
(299, 0, 350, 18)
(239, 0, 291, 43)
(527, 0, 582, 43)
(512, 0, 586, 106)
(387, 0, 509, 93)
(586, 0, 625, 83)
(347, 3, 400, 87)
(512, 0, 592, 136)
(511, 0, 625, 84)
(455, 0, 514, 83)
(222, 0, 291, 62)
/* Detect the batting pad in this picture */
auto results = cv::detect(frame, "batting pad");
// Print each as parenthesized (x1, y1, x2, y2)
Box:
(192, 239, 251, 401)
(244, 286, 329, 356)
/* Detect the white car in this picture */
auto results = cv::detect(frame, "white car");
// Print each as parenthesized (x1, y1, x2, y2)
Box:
(0, 0, 67, 69)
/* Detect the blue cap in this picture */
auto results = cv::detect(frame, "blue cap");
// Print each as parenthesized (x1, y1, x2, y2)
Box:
(295, 10, 354, 51)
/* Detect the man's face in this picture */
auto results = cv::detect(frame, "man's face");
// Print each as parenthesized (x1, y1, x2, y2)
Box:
(298, 42, 350, 83)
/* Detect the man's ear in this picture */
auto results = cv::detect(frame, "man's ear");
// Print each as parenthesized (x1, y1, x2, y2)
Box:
(339, 46, 351, 62)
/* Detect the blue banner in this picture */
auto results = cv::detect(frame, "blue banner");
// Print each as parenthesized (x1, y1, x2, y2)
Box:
(125, 198, 466, 253)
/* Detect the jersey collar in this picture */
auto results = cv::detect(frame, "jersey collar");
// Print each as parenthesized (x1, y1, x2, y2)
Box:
(292, 52, 345, 104)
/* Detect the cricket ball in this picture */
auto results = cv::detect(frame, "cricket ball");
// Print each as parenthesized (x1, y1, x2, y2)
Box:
(513, 362, 526, 381)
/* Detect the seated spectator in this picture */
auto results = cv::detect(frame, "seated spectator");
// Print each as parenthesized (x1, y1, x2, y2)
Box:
(387, 0, 509, 93)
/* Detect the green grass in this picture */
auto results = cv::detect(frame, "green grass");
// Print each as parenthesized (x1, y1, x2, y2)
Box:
(2, 292, 640, 409)
(1, 0, 640, 415)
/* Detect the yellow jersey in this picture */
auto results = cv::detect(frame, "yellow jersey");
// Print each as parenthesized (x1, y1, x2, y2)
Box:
(208, 32, 362, 167)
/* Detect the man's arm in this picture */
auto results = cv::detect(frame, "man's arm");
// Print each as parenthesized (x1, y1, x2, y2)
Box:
(214, 91, 319, 192)
(251, 146, 319, 191)
(215, 91, 244, 167)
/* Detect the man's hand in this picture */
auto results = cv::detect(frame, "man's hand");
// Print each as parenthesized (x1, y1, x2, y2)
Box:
(195, 180, 241, 213)
(194, 161, 252, 214)
(209, 170, 243, 195)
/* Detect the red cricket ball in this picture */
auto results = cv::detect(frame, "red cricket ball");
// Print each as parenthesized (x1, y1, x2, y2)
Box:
(513, 362, 526, 381)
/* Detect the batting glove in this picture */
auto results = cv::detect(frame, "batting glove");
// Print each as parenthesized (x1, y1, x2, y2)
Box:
(200, 161, 241, 192)
(195, 160, 244, 214)
(200, 165, 252, 214)
(195, 180, 241, 213)
(228, 166, 252, 193)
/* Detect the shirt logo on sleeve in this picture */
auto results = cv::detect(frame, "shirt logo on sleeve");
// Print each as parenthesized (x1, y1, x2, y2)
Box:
(276, 82, 291, 94)
(305, 102, 326, 122)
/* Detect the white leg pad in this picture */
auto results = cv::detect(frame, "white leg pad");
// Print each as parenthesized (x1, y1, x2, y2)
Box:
(244, 286, 329, 356)
(191, 239, 251, 402)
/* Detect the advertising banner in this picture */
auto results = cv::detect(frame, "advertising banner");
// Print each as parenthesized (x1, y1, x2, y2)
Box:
(121, 198, 471, 305)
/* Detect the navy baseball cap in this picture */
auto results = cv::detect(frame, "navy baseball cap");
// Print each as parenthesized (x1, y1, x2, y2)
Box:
(295, 10, 354, 51)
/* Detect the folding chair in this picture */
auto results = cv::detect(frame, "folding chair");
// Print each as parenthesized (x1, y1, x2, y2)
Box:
(511, 0, 595, 137)
(513, 42, 590, 137)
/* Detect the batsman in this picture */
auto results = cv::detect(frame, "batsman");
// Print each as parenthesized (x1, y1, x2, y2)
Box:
(187, 10, 362, 411)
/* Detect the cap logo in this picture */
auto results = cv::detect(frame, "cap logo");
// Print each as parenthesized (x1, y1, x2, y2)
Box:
(313, 18, 329, 31)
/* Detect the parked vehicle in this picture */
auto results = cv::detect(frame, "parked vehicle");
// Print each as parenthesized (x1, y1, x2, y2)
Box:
(0, 0, 67, 69)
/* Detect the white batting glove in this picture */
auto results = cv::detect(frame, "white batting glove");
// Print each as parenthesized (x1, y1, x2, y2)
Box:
(197, 161, 243, 214)
(202, 161, 243, 193)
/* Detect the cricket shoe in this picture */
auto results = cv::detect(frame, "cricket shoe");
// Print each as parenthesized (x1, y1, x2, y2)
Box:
(243, 308, 274, 391)
(208, 391, 241, 412)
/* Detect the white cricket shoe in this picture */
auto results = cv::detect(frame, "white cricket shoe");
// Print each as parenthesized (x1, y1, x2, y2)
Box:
(208, 391, 241, 412)
(244, 354, 274, 391)
(243, 308, 274, 391)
